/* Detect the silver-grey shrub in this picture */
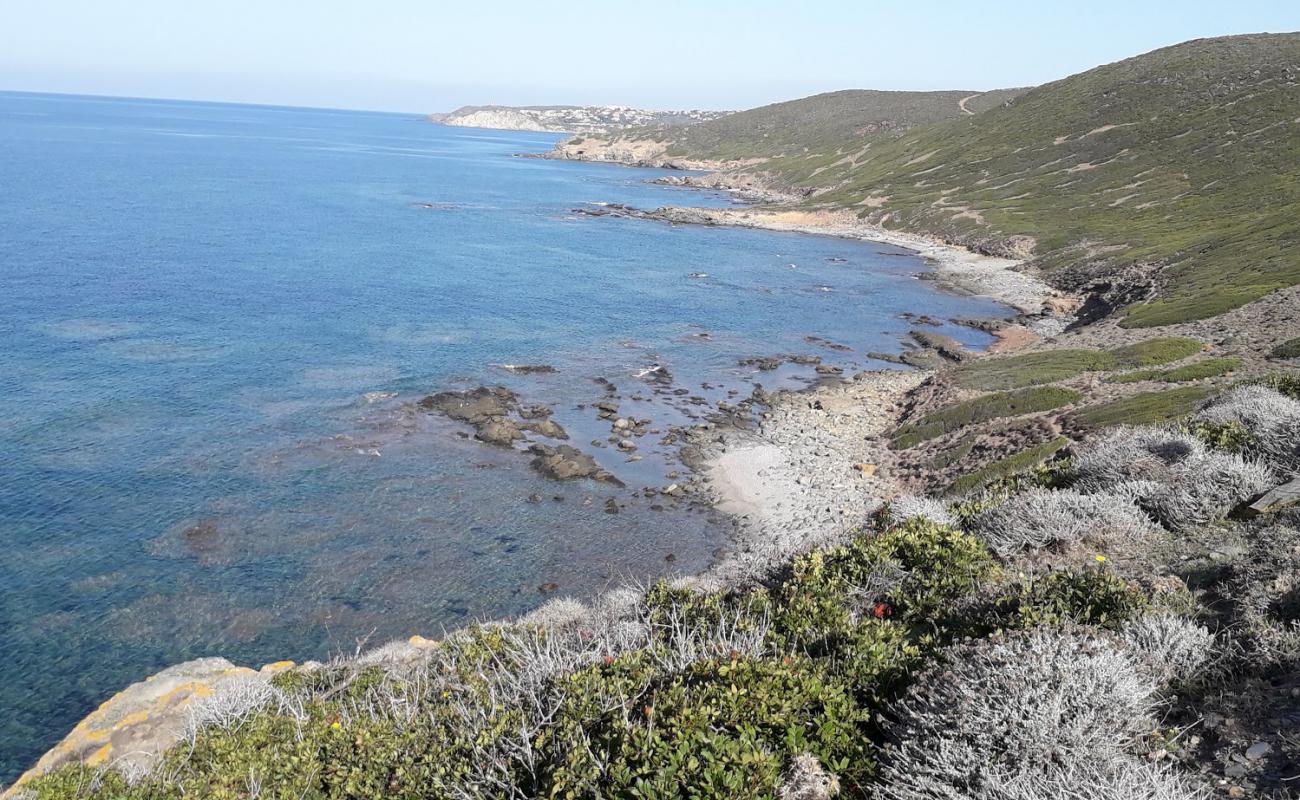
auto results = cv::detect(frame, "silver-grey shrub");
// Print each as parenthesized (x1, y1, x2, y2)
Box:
(889, 495, 956, 528)
(875, 629, 1160, 800)
(1069, 427, 1207, 492)
(1068, 426, 1273, 532)
(1121, 613, 1215, 685)
(1137, 453, 1273, 532)
(975, 759, 1209, 800)
(968, 488, 1156, 558)
(1195, 385, 1300, 472)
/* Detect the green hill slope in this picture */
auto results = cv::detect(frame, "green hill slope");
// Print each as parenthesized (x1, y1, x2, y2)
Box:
(758, 34, 1300, 327)
(606, 88, 1026, 163)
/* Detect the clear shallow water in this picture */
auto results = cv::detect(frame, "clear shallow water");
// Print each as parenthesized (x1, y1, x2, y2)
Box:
(0, 91, 1009, 780)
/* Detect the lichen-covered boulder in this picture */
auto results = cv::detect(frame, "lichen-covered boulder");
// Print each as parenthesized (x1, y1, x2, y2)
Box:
(4, 657, 277, 795)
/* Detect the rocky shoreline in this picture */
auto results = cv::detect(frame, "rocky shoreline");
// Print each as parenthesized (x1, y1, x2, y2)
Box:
(574, 202, 1074, 321)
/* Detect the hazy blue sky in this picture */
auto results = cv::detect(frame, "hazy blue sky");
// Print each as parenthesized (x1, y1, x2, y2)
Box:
(2, 1, 1296, 113)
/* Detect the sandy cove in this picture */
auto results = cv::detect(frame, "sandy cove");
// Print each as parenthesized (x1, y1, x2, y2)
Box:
(648, 205, 1077, 589)
(680, 369, 928, 590)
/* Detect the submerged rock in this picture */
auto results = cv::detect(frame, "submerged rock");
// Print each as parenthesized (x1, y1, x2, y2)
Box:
(496, 364, 558, 375)
(475, 418, 525, 446)
(524, 418, 569, 440)
(530, 444, 625, 486)
(418, 386, 517, 424)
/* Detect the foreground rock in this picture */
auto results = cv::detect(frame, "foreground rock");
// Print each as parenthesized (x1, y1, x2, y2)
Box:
(4, 658, 288, 794)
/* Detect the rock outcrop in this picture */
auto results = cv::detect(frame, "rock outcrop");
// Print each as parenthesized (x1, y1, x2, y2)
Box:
(2, 658, 292, 796)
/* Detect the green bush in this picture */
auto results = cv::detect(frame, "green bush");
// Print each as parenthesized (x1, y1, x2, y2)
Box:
(548, 653, 877, 798)
(990, 566, 1150, 631)
(785, 518, 995, 630)
(952, 350, 1117, 390)
(892, 387, 1081, 449)
(1270, 337, 1300, 360)
(1069, 387, 1214, 429)
(1108, 357, 1242, 384)
(1108, 337, 1203, 368)
(1184, 419, 1257, 452)
(946, 437, 1071, 496)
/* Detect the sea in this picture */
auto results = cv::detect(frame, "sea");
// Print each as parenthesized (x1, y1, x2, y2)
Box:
(0, 90, 1009, 780)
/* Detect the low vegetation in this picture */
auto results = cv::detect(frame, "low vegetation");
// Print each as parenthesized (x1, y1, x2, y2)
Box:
(599, 89, 1025, 164)
(1069, 386, 1214, 429)
(1109, 357, 1242, 384)
(891, 387, 1080, 448)
(951, 338, 1203, 390)
(952, 349, 1116, 390)
(618, 35, 1300, 327)
(1109, 337, 1204, 369)
(946, 437, 1071, 495)
(1271, 337, 1300, 360)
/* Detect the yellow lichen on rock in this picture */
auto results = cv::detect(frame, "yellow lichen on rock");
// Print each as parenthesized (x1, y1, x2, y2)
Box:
(2, 658, 262, 797)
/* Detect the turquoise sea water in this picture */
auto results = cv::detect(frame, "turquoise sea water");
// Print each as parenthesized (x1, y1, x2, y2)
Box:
(0, 91, 1009, 780)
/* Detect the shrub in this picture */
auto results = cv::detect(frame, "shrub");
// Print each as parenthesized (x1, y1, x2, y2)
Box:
(945, 436, 1070, 496)
(1070, 387, 1214, 430)
(1121, 613, 1215, 686)
(969, 488, 1157, 558)
(1137, 453, 1274, 531)
(1184, 419, 1256, 452)
(994, 567, 1151, 631)
(891, 387, 1080, 448)
(1069, 427, 1207, 491)
(1249, 371, 1300, 399)
(875, 629, 1160, 799)
(1269, 336, 1300, 360)
(1195, 385, 1300, 471)
(783, 519, 995, 639)
(952, 349, 1117, 390)
(519, 596, 592, 630)
(973, 759, 1210, 800)
(884, 495, 955, 527)
(1109, 337, 1203, 368)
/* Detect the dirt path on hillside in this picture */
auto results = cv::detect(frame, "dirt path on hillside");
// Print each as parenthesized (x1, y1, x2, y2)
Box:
(958, 94, 979, 115)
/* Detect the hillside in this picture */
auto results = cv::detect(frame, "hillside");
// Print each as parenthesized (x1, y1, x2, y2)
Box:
(739, 34, 1300, 327)
(429, 105, 728, 133)
(621, 88, 1025, 162)
(549, 88, 1025, 168)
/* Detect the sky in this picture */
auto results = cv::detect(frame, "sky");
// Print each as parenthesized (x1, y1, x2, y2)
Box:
(2, 1, 1297, 113)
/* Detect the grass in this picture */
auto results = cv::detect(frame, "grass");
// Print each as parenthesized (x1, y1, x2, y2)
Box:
(952, 350, 1117, 390)
(947, 338, 1205, 391)
(1069, 386, 1215, 429)
(1108, 357, 1242, 384)
(1109, 337, 1203, 368)
(1270, 337, 1300, 360)
(891, 387, 1081, 449)
(947, 437, 1071, 495)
